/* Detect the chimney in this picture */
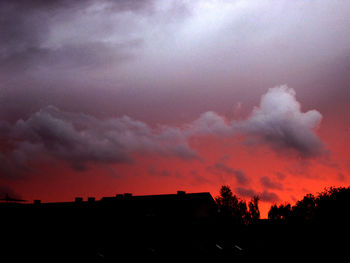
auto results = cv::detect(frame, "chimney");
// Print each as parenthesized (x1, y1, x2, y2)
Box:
(177, 191, 186, 195)
(34, 200, 41, 205)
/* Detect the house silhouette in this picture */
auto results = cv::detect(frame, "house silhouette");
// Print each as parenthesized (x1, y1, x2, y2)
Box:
(0, 191, 220, 262)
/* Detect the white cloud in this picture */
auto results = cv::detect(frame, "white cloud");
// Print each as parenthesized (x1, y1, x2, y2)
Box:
(240, 85, 325, 157)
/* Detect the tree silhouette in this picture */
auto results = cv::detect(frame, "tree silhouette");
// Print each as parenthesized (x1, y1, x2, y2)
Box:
(292, 193, 316, 221)
(248, 196, 260, 223)
(215, 185, 240, 223)
(215, 185, 260, 225)
(268, 195, 315, 221)
(268, 203, 291, 220)
(315, 186, 350, 223)
(268, 186, 350, 223)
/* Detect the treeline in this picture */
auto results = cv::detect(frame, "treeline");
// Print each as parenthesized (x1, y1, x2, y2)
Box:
(216, 185, 350, 224)
(268, 186, 350, 222)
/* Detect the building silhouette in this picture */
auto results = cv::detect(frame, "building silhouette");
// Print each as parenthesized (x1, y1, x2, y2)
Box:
(0, 191, 221, 262)
(2, 189, 348, 261)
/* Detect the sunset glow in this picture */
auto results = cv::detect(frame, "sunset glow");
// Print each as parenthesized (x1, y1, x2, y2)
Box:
(1, 0, 350, 218)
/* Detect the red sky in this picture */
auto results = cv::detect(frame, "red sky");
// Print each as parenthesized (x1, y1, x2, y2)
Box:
(1, 0, 350, 218)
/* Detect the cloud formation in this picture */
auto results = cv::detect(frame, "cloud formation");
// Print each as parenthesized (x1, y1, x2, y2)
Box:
(187, 85, 325, 157)
(0, 0, 153, 77)
(240, 85, 325, 157)
(207, 162, 249, 185)
(0, 106, 197, 176)
(260, 176, 283, 190)
(1, 0, 349, 128)
(0, 86, 325, 178)
(235, 187, 279, 202)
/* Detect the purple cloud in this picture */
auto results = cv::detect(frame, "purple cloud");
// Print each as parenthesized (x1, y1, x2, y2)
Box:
(0, 106, 198, 177)
(235, 187, 279, 202)
(211, 162, 249, 185)
(0, 86, 326, 178)
(260, 176, 283, 190)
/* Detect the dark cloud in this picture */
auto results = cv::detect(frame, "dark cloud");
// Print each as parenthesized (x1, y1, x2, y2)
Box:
(0, 106, 198, 177)
(260, 176, 283, 190)
(0, 0, 151, 76)
(274, 172, 287, 180)
(212, 162, 249, 185)
(235, 187, 279, 202)
(30, 41, 140, 70)
(0, 86, 326, 178)
(188, 170, 211, 186)
(259, 191, 280, 203)
(235, 187, 256, 198)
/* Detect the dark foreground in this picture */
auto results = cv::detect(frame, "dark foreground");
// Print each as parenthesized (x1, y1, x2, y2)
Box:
(1, 194, 349, 262)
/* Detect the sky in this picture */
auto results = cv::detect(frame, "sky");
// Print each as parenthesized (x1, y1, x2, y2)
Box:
(1, 0, 350, 217)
